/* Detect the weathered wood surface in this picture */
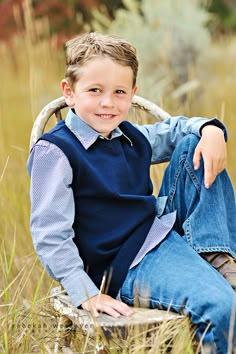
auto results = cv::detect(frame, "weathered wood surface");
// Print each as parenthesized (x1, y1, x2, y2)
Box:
(50, 286, 184, 339)
(30, 95, 170, 150)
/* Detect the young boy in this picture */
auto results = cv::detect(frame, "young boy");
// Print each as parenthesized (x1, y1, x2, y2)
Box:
(28, 32, 236, 353)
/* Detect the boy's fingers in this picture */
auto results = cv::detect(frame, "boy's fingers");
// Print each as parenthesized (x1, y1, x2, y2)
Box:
(110, 300, 133, 317)
(96, 303, 122, 318)
(82, 294, 133, 318)
(204, 157, 226, 189)
(81, 299, 100, 317)
(204, 161, 218, 189)
(193, 146, 201, 170)
(96, 297, 133, 317)
(204, 164, 212, 189)
(193, 143, 224, 188)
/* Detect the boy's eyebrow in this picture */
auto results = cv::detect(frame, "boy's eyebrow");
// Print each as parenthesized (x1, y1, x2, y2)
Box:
(84, 83, 131, 90)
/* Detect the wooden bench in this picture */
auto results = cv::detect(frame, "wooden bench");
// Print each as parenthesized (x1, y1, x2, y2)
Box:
(50, 286, 186, 353)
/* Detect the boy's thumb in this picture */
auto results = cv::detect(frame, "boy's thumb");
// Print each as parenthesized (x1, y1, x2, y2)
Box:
(193, 147, 201, 170)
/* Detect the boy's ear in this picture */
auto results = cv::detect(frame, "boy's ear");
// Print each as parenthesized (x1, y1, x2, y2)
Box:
(132, 85, 138, 97)
(61, 79, 75, 107)
(129, 86, 137, 107)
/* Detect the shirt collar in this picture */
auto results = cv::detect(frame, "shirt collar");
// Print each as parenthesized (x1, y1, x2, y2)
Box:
(65, 109, 133, 149)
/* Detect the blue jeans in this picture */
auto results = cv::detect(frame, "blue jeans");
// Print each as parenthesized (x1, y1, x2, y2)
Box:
(120, 134, 236, 354)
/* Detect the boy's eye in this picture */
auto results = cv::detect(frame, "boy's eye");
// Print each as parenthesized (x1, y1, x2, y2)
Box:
(90, 88, 101, 93)
(116, 89, 125, 94)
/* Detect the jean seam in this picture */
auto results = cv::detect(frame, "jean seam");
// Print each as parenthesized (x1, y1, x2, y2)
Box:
(168, 163, 181, 209)
(195, 246, 236, 258)
(151, 299, 209, 323)
(178, 154, 201, 248)
(168, 153, 201, 211)
(182, 155, 201, 195)
(184, 218, 193, 246)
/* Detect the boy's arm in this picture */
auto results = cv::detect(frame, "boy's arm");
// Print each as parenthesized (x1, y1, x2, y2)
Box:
(134, 116, 227, 188)
(28, 141, 99, 307)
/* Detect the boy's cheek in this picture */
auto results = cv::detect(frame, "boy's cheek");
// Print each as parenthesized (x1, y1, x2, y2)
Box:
(64, 94, 75, 107)
(67, 99, 75, 108)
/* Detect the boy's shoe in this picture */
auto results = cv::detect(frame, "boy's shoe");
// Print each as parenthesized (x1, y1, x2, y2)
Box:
(201, 252, 236, 290)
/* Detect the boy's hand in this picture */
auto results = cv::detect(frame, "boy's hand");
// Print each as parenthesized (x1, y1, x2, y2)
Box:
(81, 294, 134, 318)
(193, 125, 227, 189)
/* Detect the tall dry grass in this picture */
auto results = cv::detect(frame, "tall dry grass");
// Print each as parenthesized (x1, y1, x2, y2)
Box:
(0, 3, 236, 352)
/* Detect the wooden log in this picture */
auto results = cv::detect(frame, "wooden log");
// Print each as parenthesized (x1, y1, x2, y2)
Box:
(50, 286, 185, 344)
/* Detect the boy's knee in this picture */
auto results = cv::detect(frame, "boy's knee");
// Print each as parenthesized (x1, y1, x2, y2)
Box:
(177, 134, 200, 152)
(209, 290, 236, 329)
(169, 134, 200, 166)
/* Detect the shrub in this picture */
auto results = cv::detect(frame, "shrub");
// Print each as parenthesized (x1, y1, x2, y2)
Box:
(92, 0, 211, 102)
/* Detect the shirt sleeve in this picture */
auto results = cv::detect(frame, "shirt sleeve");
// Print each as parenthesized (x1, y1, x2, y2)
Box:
(134, 116, 227, 164)
(27, 140, 99, 307)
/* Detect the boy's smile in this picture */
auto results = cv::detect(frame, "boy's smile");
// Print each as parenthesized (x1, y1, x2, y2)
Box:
(62, 57, 137, 137)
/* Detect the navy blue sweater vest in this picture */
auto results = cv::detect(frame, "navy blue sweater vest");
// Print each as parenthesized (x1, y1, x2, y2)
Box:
(40, 120, 156, 297)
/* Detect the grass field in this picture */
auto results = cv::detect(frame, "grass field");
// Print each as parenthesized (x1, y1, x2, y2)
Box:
(0, 25, 236, 353)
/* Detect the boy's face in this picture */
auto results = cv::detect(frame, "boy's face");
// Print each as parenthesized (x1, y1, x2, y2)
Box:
(61, 57, 137, 137)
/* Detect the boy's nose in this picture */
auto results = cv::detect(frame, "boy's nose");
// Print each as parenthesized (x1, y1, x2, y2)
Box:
(100, 94, 114, 107)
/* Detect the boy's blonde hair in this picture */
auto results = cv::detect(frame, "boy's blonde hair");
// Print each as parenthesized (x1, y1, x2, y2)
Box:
(65, 32, 139, 88)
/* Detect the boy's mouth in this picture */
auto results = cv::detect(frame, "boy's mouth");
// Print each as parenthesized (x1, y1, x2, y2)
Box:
(96, 114, 117, 120)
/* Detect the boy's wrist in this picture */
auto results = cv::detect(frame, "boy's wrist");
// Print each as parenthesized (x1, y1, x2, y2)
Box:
(200, 118, 228, 141)
(61, 271, 100, 308)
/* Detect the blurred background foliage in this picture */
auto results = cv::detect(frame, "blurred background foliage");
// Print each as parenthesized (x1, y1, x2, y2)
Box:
(91, 0, 211, 102)
(1, 0, 235, 103)
(207, 0, 236, 34)
(1, 0, 236, 42)
(1, 0, 236, 97)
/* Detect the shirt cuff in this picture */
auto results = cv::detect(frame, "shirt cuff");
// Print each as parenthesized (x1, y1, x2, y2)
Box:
(61, 271, 100, 307)
(199, 118, 228, 141)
